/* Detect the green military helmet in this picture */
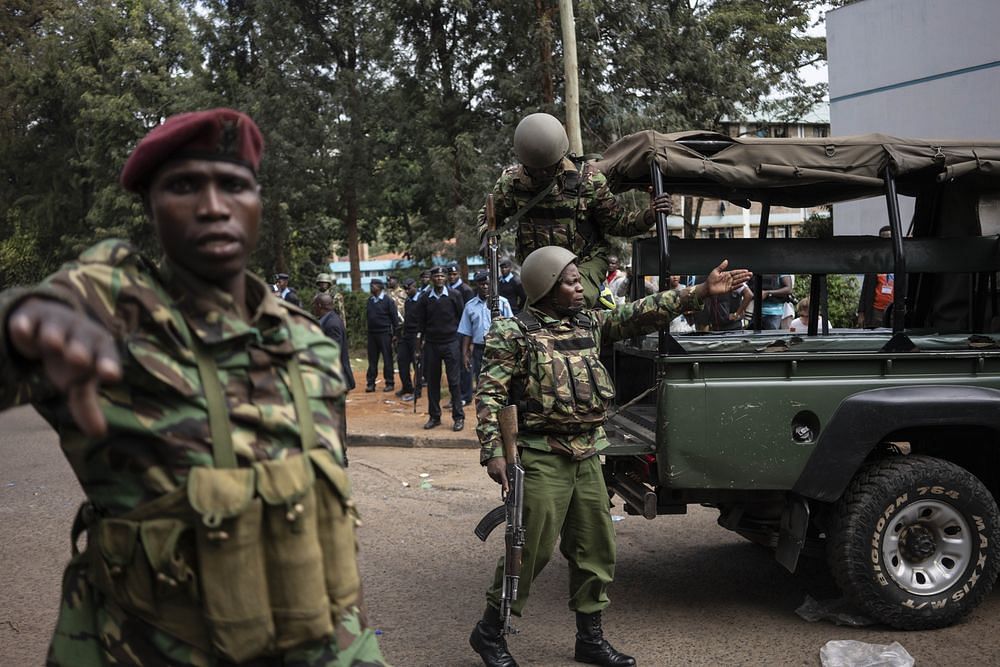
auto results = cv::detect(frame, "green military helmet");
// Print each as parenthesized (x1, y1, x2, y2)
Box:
(513, 113, 569, 169)
(521, 245, 578, 305)
(316, 273, 333, 284)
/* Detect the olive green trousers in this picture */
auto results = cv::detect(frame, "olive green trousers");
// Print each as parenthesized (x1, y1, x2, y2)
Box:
(486, 448, 616, 616)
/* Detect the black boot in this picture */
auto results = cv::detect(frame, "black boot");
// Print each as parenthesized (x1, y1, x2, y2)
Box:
(574, 612, 635, 666)
(469, 606, 518, 667)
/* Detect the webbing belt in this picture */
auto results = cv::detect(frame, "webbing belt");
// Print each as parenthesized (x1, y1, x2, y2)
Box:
(190, 317, 316, 468)
(492, 178, 556, 237)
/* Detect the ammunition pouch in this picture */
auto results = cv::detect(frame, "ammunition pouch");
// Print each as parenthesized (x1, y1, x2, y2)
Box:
(84, 448, 360, 663)
(512, 310, 615, 435)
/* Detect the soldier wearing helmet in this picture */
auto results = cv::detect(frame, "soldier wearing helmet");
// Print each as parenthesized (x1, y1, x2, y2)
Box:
(312, 272, 338, 312)
(475, 113, 674, 309)
(469, 246, 751, 667)
(315, 272, 333, 292)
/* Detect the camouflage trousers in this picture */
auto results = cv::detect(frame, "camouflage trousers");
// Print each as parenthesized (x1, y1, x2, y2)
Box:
(47, 556, 388, 667)
(485, 449, 616, 616)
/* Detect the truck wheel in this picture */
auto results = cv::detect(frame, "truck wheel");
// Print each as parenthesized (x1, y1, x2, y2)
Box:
(828, 455, 1000, 629)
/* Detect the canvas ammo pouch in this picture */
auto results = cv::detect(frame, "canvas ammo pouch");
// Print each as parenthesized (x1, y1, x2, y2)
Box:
(514, 310, 616, 435)
(83, 328, 360, 663)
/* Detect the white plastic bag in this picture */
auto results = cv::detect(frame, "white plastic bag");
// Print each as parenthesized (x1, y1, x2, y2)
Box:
(820, 640, 914, 667)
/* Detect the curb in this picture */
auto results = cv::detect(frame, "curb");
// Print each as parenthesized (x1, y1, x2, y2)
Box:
(347, 432, 478, 449)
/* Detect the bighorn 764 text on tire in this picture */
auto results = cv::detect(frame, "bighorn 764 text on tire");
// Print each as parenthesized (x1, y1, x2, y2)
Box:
(828, 456, 1000, 629)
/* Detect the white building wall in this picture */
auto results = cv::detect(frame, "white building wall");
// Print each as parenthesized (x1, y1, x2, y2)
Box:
(827, 0, 1000, 235)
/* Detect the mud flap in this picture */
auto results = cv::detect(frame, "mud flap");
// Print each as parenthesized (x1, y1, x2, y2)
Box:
(776, 494, 810, 573)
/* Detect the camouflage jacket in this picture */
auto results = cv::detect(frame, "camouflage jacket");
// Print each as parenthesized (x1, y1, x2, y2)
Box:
(474, 288, 702, 463)
(0, 240, 384, 666)
(475, 158, 654, 263)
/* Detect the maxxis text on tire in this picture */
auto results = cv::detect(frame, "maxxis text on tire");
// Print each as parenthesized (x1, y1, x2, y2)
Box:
(828, 454, 1000, 630)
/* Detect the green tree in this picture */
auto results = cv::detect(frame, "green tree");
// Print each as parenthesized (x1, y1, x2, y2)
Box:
(0, 0, 201, 287)
(796, 210, 859, 328)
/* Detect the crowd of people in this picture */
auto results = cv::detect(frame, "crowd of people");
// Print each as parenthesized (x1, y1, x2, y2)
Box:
(280, 263, 519, 435)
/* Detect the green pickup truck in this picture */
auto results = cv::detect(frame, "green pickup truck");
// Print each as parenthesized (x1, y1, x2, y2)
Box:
(594, 131, 1000, 630)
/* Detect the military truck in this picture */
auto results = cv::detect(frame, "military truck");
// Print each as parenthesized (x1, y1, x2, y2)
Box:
(593, 131, 1000, 630)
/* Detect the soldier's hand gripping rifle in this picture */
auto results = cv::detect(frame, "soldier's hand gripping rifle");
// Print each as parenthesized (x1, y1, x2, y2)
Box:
(474, 405, 523, 636)
(485, 194, 502, 319)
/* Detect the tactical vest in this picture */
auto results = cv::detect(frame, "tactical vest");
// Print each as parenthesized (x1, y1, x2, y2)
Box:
(76, 318, 360, 663)
(512, 160, 601, 259)
(511, 309, 616, 435)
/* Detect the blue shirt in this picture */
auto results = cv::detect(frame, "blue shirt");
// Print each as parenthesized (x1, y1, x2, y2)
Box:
(761, 275, 791, 316)
(458, 295, 513, 344)
(428, 285, 450, 299)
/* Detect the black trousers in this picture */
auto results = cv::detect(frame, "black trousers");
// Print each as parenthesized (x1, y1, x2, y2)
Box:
(397, 335, 420, 393)
(471, 343, 486, 389)
(366, 331, 394, 388)
(424, 338, 464, 422)
(460, 361, 473, 404)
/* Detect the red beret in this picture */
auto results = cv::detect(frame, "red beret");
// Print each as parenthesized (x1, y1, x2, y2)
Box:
(120, 108, 264, 192)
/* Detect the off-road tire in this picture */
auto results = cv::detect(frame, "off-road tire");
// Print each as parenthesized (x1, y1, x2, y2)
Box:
(828, 455, 1000, 629)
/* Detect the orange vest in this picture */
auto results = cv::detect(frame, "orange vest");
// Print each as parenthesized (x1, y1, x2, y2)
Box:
(873, 273, 894, 310)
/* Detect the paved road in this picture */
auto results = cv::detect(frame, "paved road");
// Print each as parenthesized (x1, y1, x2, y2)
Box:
(2, 405, 999, 666)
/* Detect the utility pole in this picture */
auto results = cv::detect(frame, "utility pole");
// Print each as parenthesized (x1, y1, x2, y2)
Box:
(558, 0, 583, 155)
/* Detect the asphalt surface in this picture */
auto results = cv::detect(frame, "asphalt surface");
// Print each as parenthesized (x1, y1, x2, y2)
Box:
(3, 405, 1000, 666)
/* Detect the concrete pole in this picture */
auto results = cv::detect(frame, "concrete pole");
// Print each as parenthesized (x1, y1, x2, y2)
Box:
(559, 0, 583, 155)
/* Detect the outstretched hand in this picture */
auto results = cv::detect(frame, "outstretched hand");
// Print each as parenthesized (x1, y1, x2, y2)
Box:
(7, 299, 121, 437)
(695, 260, 753, 299)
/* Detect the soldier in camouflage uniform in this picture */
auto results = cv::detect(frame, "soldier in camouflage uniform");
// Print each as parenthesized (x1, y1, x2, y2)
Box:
(0, 109, 386, 666)
(469, 246, 751, 667)
(475, 113, 674, 309)
(386, 275, 407, 321)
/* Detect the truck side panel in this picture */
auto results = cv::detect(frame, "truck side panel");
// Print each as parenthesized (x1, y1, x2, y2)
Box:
(657, 352, 1000, 491)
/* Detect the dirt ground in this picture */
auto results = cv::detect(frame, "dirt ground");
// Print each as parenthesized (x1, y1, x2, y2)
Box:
(344, 355, 476, 445)
(5, 405, 1000, 666)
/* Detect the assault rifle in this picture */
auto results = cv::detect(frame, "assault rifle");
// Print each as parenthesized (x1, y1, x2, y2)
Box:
(485, 194, 502, 319)
(474, 405, 523, 636)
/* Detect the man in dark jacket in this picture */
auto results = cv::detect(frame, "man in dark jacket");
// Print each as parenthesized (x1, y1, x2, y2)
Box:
(314, 292, 354, 462)
(315, 293, 355, 392)
(497, 258, 527, 313)
(396, 278, 422, 400)
(448, 264, 475, 405)
(365, 277, 398, 392)
(275, 272, 301, 306)
(416, 266, 465, 430)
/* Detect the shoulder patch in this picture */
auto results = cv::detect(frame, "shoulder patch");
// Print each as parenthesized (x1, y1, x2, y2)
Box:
(78, 239, 142, 267)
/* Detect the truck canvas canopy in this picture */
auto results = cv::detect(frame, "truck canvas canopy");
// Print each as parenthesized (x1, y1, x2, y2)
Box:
(594, 130, 1000, 207)
(593, 131, 1000, 336)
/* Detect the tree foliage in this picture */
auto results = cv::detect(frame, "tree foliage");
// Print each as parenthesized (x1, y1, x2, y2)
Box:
(796, 209, 860, 328)
(1, 0, 832, 289)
